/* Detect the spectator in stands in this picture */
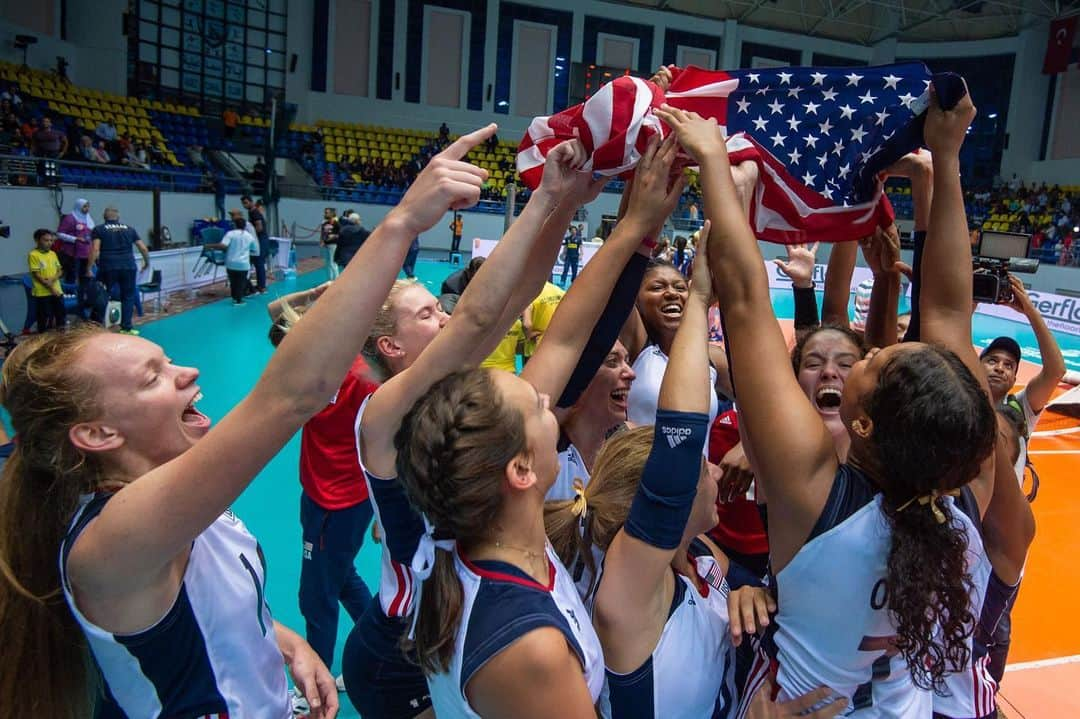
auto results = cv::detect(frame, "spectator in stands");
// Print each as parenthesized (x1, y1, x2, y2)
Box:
(438, 122, 450, 141)
(32, 116, 67, 158)
(0, 85, 23, 106)
(28, 228, 66, 332)
(332, 212, 369, 272)
(93, 140, 111, 164)
(319, 208, 340, 280)
(320, 168, 333, 187)
(90, 206, 150, 335)
(222, 107, 239, 139)
(187, 144, 207, 168)
(485, 132, 499, 154)
(449, 211, 464, 258)
(242, 195, 270, 293)
(1, 111, 23, 147)
(123, 142, 150, 170)
(95, 119, 118, 144)
(688, 201, 700, 222)
(78, 136, 97, 163)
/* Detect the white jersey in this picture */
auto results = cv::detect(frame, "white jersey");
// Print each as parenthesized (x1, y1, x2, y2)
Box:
(756, 466, 985, 718)
(599, 540, 737, 719)
(427, 545, 605, 718)
(60, 493, 290, 718)
(1008, 388, 1041, 486)
(934, 493, 998, 719)
(546, 441, 591, 502)
(355, 395, 422, 618)
(627, 344, 720, 428)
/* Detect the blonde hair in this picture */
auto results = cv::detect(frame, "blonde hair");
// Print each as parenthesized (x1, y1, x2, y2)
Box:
(0, 324, 110, 717)
(544, 426, 654, 583)
(361, 278, 421, 381)
(269, 301, 304, 347)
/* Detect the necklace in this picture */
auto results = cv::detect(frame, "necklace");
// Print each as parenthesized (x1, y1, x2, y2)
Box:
(491, 539, 546, 561)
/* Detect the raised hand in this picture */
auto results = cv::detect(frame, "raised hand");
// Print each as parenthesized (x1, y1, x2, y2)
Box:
(1003, 273, 1034, 315)
(654, 104, 728, 166)
(391, 123, 497, 235)
(540, 139, 607, 208)
(689, 220, 714, 304)
(649, 65, 675, 92)
(623, 133, 687, 232)
(859, 224, 901, 277)
(718, 440, 754, 504)
(773, 242, 819, 289)
(923, 80, 976, 157)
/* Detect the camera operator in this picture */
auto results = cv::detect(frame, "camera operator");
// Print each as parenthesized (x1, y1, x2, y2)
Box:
(979, 274, 1066, 480)
(978, 273, 1065, 685)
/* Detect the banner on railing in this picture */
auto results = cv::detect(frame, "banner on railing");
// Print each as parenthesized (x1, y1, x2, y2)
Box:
(471, 237, 602, 278)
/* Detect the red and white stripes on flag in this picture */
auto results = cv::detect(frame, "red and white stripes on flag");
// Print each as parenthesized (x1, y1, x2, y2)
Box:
(516, 66, 895, 245)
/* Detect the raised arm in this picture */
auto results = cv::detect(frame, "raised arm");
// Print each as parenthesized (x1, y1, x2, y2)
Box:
(361, 141, 582, 478)
(775, 242, 821, 331)
(656, 105, 837, 573)
(981, 414, 1036, 586)
(523, 134, 684, 400)
(69, 125, 499, 593)
(821, 241, 857, 327)
(1004, 275, 1065, 413)
(594, 227, 714, 668)
(861, 225, 902, 348)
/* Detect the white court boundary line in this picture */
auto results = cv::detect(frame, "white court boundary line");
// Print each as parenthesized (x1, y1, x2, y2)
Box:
(1028, 449, 1080, 455)
(1005, 654, 1080, 673)
(1031, 426, 1080, 438)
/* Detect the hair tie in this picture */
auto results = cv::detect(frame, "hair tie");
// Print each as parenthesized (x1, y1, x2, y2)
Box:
(895, 488, 961, 524)
(571, 478, 588, 521)
(407, 513, 456, 639)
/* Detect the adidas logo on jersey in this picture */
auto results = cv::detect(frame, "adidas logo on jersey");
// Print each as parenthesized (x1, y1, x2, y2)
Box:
(661, 424, 693, 449)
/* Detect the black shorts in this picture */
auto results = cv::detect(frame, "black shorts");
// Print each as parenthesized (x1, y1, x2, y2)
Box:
(342, 601, 431, 719)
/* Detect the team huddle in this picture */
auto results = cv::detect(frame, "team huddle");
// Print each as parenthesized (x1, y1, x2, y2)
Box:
(0, 75, 1042, 719)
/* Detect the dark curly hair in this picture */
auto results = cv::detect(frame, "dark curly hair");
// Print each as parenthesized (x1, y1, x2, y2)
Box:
(863, 344, 996, 692)
(790, 323, 867, 375)
(393, 368, 528, 674)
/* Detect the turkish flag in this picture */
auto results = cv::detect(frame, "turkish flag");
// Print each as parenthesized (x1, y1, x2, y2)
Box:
(1043, 17, 1077, 74)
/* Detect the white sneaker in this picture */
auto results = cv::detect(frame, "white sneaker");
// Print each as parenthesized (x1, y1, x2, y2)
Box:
(335, 674, 346, 692)
(289, 689, 310, 717)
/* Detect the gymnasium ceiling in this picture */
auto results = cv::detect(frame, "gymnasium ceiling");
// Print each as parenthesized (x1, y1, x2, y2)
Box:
(611, 0, 1080, 45)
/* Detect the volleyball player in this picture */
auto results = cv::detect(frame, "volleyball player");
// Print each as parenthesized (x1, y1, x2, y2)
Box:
(0, 124, 500, 717)
(657, 81, 1002, 716)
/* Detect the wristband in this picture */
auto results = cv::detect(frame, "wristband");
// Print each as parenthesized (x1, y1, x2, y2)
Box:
(642, 236, 657, 250)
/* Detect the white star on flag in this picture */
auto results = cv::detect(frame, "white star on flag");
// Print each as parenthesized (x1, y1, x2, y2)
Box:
(822, 88, 838, 101)
(803, 101, 820, 115)
(752, 116, 768, 131)
(778, 71, 793, 84)
(802, 171, 817, 186)
(832, 140, 846, 157)
(838, 163, 851, 179)
(850, 127, 868, 143)
(818, 119, 834, 135)
(883, 74, 902, 90)
(786, 115, 802, 131)
(770, 131, 787, 147)
(788, 148, 803, 164)
(810, 72, 828, 85)
(898, 93, 917, 109)
(736, 98, 751, 113)
(804, 135, 819, 148)
(817, 154, 828, 168)
(859, 90, 877, 105)
(874, 109, 890, 126)
(839, 105, 855, 120)
(768, 99, 784, 114)
(747, 73, 760, 83)
(846, 72, 864, 86)
(755, 86, 770, 96)
(822, 187, 834, 199)
(788, 87, 803, 98)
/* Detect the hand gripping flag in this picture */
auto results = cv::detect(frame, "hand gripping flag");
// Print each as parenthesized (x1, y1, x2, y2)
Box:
(517, 62, 959, 245)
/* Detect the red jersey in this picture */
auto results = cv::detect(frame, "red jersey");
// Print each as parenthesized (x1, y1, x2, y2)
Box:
(300, 356, 381, 510)
(707, 410, 769, 556)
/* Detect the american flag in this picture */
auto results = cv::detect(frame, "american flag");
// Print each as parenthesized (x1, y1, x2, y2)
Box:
(517, 62, 945, 245)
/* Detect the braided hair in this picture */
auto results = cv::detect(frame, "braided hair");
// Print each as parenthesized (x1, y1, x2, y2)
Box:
(393, 368, 528, 673)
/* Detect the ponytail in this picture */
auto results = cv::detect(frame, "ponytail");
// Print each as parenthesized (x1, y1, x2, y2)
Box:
(862, 344, 997, 691)
(0, 325, 109, 716)
(408, 550, 464, 674)
(884, 499, 973, 691)
(0, 448, 98, 717)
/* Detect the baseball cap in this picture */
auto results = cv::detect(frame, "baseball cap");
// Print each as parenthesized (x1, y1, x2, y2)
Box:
(980, 336, 1021, 363)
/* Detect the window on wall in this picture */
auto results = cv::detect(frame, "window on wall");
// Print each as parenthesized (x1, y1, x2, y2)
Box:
(131, 0, 288, 111)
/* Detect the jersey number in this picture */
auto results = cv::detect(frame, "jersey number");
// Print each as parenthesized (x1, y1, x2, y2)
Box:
(853, 580, 899, 709)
